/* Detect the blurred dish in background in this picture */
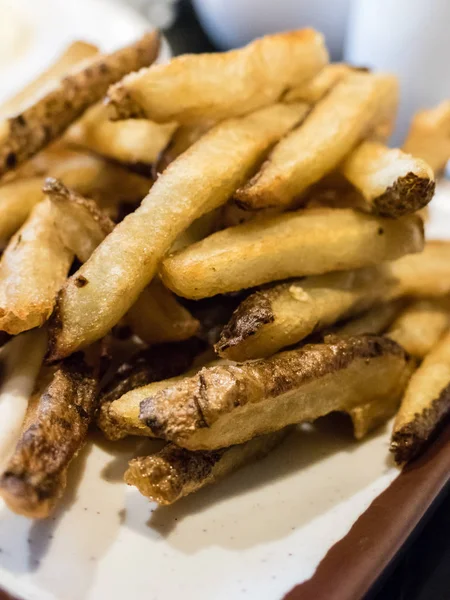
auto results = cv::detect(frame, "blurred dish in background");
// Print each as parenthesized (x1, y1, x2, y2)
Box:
(345, 0, 450, 145)
(191, 0, 351, 58)
(0, 0, 170, 107)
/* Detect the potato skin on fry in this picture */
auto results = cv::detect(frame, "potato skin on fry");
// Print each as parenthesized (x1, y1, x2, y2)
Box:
(125, 431, 287, 505)
(391, 330, 450, 464)
(108, 29, 327, 124)
(0, 351, 99, 518)
(161, 209, 423, 299)
(0, 32, 160, 176)
(48, 103, 307, 360)
(140, 335, 412, 450)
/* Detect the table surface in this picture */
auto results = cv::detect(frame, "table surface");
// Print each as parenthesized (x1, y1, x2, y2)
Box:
(166, 3, 450, 600)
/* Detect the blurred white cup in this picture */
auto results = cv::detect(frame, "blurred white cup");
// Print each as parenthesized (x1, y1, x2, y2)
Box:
(345, 0, 450, 145)
(192, 0, 351, 59)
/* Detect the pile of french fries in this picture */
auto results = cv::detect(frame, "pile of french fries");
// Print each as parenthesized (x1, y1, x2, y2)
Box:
(0, 29, 449, 518)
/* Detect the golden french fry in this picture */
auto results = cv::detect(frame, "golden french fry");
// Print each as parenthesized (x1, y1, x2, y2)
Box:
(334, 299, 406, 337)
(0, 199, 72, 334)
(387, 299, 450, 359)
(161, 208, 423, 299)
(389, 241, 450, 298)
(403, 101, 450, 174)
(284, 63, 353, 103)
(391, 329, 450, 463)
(125, 280, 200, 345)
(66, 103, 177, 171)
(108, 29, 327, 124)
(0, 32, 160, 176)
(348, 394, 401, 440)
(0, 41, 99, 118)
(48, 102, 308, 360)
(0, 349, 100, 518)
(125, 431, 288, 505)
(235, 72, 398, 209)
(140, 335, 412, 450)
(216, 267, 392, 360)
(0, 177, 44, 246)
(340, 141, 435, 217)
(154, 121, 213, 174)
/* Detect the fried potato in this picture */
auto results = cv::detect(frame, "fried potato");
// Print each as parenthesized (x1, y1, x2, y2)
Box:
(235, 72, 398, 209)
(348, 394, 401, 440)
(140, 335, 412, 450)
(0, 349, 100, 518)
(161, 208, 423, 299)
(154, 121, 213, 175)
(284, 63, 353, 103)
(340, 141, 435, 217)
(0, 199, 72, 334)
(0, 41, 99, 118)
(389, 241, 450, 298)
(403, 101, 450, 174)
(48, 102, 307, 360)
(216, 267, 392, 360)
(391, 330, 450, 463)
(125, 431, 287, 505)
(66, 103, 177, 172)
(99, 338, 205, 440)
(125, 280, 200, 345)
(334, 299, 405, 337)
(108, 29, 327, 124)
(0, 177, 44, 246)
(0, 32, 160, 176)
(387, 299, 450, 359)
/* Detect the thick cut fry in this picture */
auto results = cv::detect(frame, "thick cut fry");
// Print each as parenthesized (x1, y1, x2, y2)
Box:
(391, 330, 450, 463)
(140, 335, 412, 450)
(0, 350, 100, 518)
(49, 103, 308, 360)
(387, 299, 450, 359)
(340, 141, 435, 217)
(389, 241, 450, 298)
(216, 267, 392, 361)
(45, 177, 114, 262)
(0, 199, 72, 334)
(348, 394, 401, 440)
(66, 103, 177, 171)
(334, 300, 405, 337)
(0, 177, 44, 246)
(235, 73, 398, 209)
(125, 431, 287, 505)
(154, 122, 213, 175)
(99, 338, 205, 440)
(161, 208, 423, 299)
(0, 41, 99, 118)
(0, 32, 160, 176)
(125, 280, 199, 345)
(108, 29, 327, 124)
(284, 63, 353, 103)
(403, 101, 450, 174)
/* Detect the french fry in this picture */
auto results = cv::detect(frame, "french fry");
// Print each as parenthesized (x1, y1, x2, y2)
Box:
(340, 141, 435, 217)
(403, 101, 450, 174)
(0, 177, 44, 246)
(334, 299, 405, 337)
(0, 32, 160, 176)
(387, 299, 450, 359)
(125, 431, 288, 505)
(107, 29, 327, 124)
(284, 63, 353, 103)
(140, 335, 412, 450)
(154, 122, 213, 174)
(0, 349, 100, 518)
(98, 338, 206, 440)
(216, 267, 392, 360)
(348, 394, 401, 440)
(235, 73, 398, 210)
(66, 103, 177, 172)
(0, 41, 99, 118)
(0, 199, 72, 334)
(391, 329, 450, 463)
(161, 208, 423, 299)
(48, 102, 308, 360)
(0, 329, 47, 472)
(389, 241, 450, 298)
(125, 280, 200, 345)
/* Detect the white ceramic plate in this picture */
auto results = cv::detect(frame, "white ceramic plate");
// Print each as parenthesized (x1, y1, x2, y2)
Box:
(0, 190, 448, 600)
(0, 0, 170, 106)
